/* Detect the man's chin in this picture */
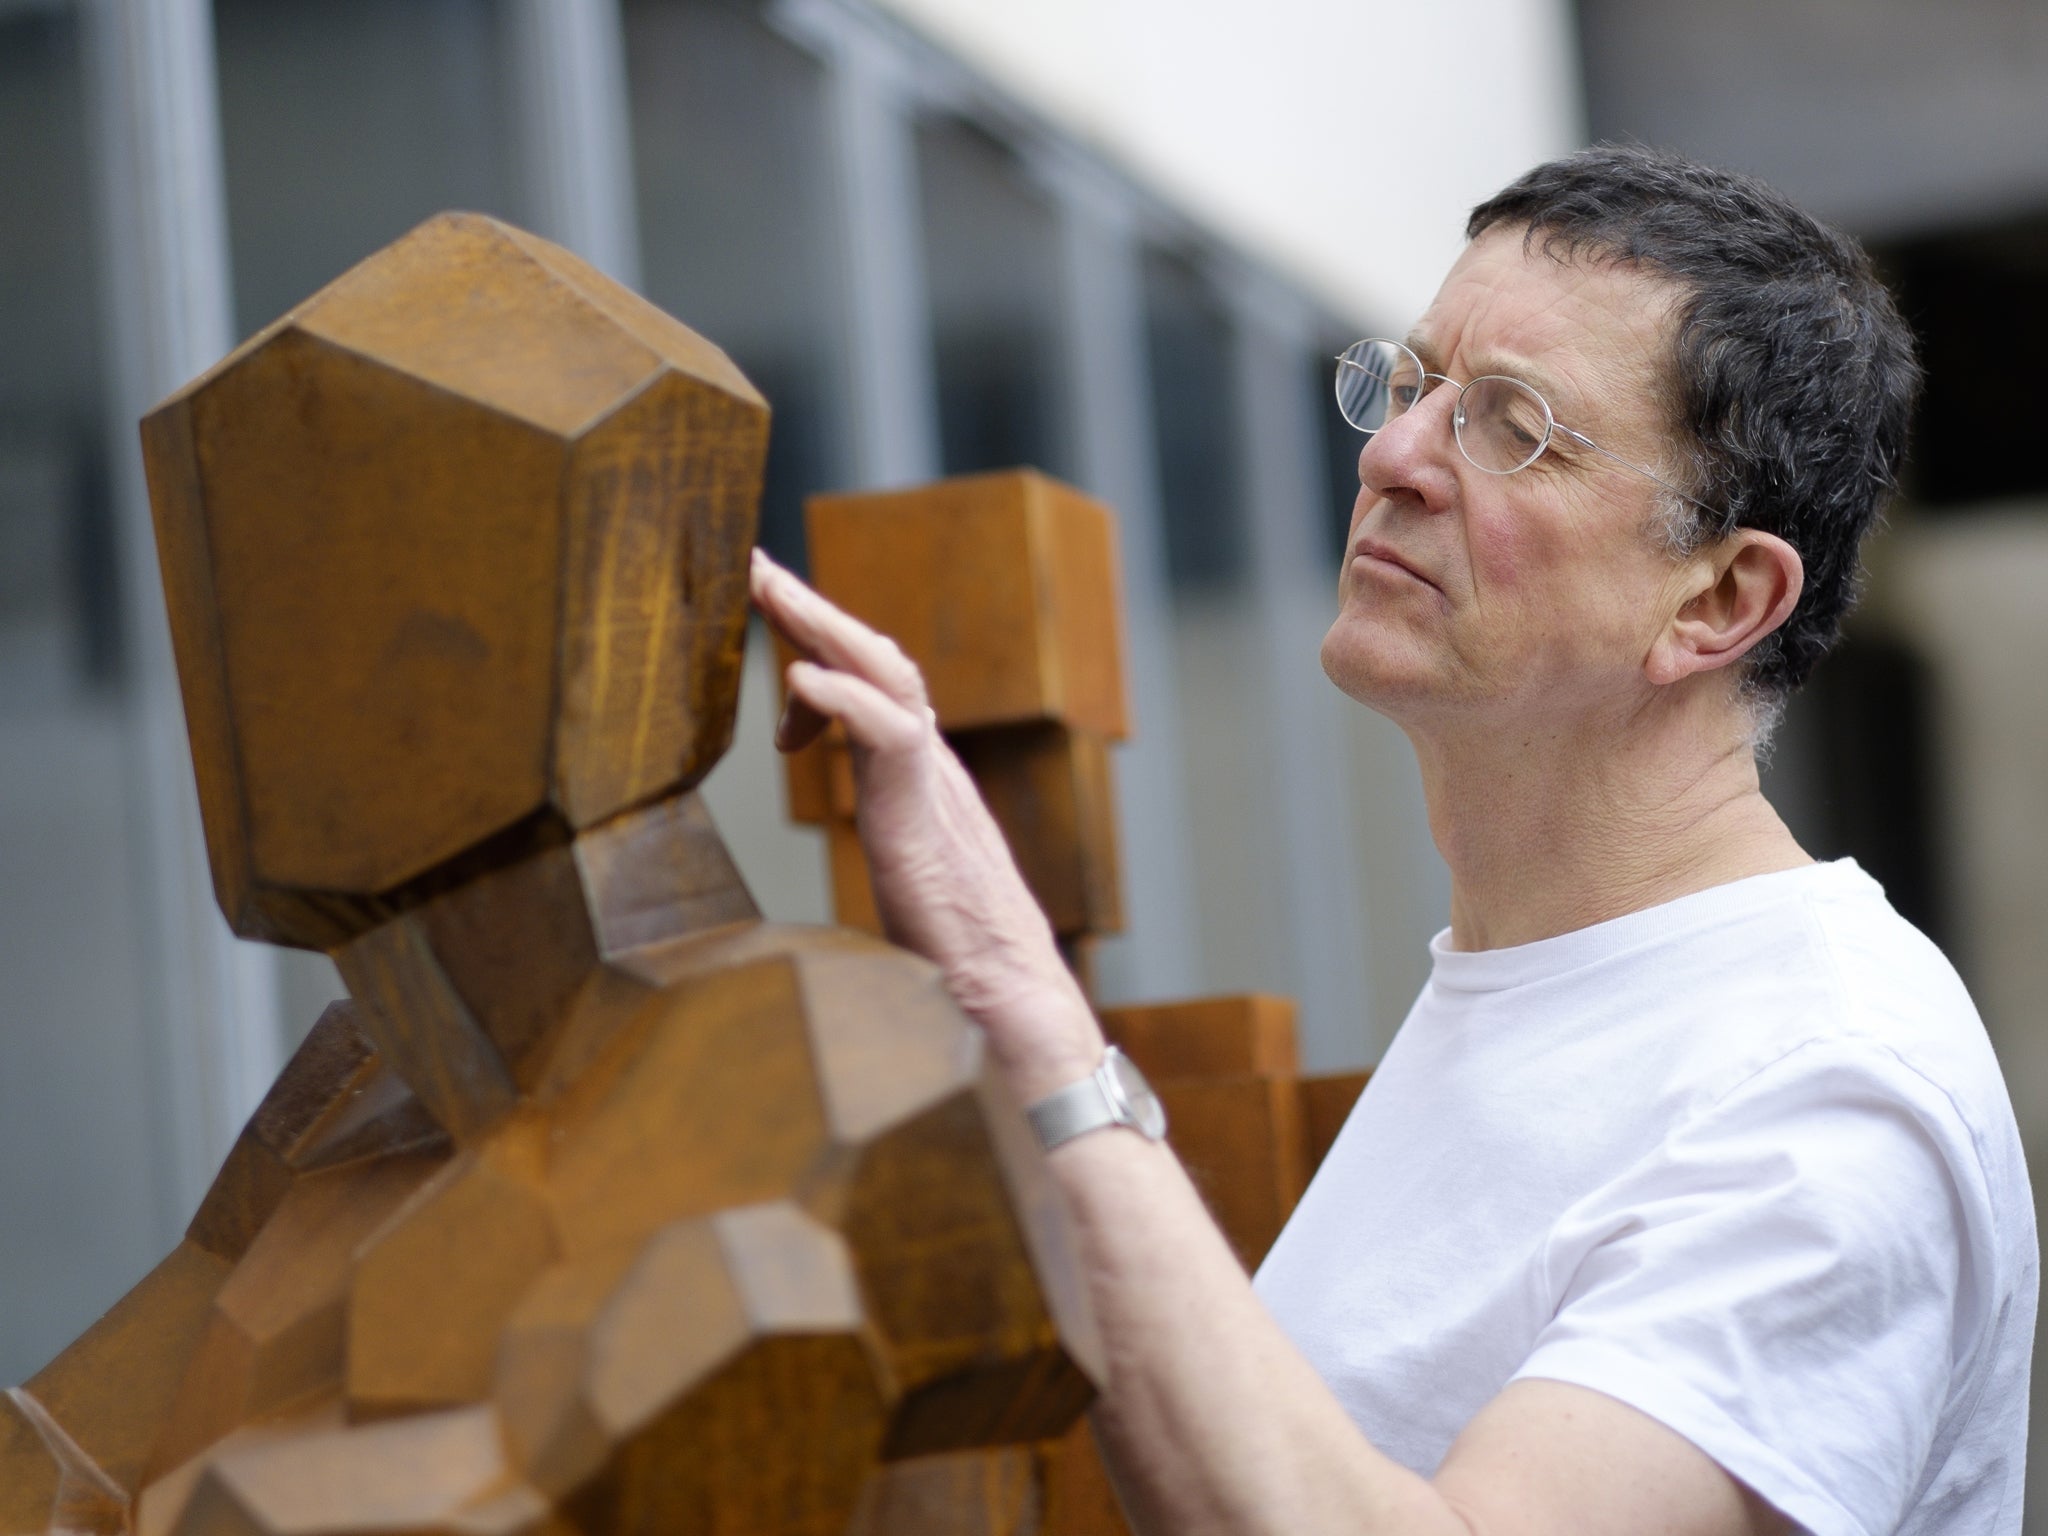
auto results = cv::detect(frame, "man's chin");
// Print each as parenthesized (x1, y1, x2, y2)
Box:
(1320, 627, 1435, 715)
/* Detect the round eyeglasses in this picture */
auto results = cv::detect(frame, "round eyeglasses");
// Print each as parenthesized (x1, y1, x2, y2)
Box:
(1334, 338, 1719, 516)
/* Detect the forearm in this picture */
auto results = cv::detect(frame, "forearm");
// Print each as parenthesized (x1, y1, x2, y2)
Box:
(968, 981, 1461, 1536)
(1044, 1127, 1457, 1536)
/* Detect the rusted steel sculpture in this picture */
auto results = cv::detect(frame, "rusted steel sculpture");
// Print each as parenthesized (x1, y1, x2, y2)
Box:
(1, 213, 1101, 1536)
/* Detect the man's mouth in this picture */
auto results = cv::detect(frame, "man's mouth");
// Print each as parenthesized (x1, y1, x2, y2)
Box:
(1351, 537, 1438, 591)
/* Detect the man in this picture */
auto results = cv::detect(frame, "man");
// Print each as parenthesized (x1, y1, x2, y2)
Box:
(750, 145, 2036, 1534)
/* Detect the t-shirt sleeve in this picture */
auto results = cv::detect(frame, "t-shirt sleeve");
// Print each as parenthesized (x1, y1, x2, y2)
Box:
(1511, 1038, 2000, 1536)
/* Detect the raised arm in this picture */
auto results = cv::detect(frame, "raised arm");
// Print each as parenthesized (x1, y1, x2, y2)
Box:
(749, 548, 1787, 1536)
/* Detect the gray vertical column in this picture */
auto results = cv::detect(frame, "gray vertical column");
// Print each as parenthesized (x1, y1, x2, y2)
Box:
(506, 0, 643, 289)
(81, 0, 283, 1236)
(1039, 150, 1200, 1004)
(1227, 270, 1373, 1069)
(772, 0, 938, 488)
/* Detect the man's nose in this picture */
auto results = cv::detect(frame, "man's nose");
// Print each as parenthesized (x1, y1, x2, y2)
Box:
(1357, 385, 1459, 508)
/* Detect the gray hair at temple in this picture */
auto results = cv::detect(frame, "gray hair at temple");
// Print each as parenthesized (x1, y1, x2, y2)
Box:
(1467, 144, 1923, 721)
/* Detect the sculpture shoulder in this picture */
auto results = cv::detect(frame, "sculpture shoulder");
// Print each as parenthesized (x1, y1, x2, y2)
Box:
(608, 919, 983, 1139)
(186, 998, 451, 1267)
(3, 1001, 450, 1525)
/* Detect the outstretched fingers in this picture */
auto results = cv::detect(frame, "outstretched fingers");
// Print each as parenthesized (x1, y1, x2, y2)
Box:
(750, 556, 1081, 1041)
(750, 548, 931, 720)
(783, 659, 934, 760)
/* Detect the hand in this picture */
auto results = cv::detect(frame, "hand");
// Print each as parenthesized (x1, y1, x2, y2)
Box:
(748, 549, 1104, 1100)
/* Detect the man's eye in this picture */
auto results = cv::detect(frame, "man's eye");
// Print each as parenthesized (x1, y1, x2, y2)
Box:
(1498, 403, 1547, 450)
(1391, 384, 1421, 408)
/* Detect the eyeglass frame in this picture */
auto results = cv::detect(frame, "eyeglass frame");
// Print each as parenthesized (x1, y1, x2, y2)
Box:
(1334, 337, 1723, 521)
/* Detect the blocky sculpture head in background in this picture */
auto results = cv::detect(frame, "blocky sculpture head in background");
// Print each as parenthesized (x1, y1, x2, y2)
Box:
(142, 212, 768, 952)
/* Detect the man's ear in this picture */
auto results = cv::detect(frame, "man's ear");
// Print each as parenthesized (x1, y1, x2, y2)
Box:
(1644, 530, 1804, 687)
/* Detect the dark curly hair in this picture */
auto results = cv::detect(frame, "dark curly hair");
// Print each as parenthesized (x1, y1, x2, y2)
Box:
(1467, 144, 1922, 704)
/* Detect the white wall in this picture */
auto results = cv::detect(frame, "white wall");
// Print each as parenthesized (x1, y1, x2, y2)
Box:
(871, 0, 1585, 326)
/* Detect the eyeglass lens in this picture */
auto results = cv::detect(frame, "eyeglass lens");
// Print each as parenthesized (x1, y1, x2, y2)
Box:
(1335, 340, 1420, 434)
(1453, 378, 1553, 474)
(1335, 340, 1556, 475)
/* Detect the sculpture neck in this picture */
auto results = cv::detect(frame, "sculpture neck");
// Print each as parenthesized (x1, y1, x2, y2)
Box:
(574, 790, 761, 954)
(334, 791, 759, 1142)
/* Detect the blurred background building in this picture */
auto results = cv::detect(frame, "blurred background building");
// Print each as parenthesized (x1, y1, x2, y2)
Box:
(1, 0, 2044, 1522)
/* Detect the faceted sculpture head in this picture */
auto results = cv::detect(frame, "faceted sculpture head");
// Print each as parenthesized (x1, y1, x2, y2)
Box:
(143, 212, 767, 951)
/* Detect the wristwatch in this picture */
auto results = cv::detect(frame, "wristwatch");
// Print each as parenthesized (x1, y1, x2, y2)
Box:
(1025, 1046, 1168, 1151)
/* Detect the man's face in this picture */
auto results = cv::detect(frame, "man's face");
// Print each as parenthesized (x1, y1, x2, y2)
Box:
(1321, 227, 1691, 728)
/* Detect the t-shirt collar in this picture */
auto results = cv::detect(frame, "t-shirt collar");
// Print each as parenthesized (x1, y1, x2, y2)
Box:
(1425, 858, 1876, 995)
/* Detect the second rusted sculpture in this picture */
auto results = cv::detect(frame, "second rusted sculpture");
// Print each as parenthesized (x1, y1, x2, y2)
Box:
(778, 469, 1373, 1535)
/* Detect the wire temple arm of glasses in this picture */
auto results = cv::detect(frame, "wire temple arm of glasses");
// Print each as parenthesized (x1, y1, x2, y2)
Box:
(1552, 425, 1722, 518)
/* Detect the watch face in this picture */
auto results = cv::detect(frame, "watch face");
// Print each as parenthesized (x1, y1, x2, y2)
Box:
(1106, 1049, 1168, 1140)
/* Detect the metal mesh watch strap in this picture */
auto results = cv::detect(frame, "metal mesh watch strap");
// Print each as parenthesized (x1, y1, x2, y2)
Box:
(1024, 1046, 1167, 1151)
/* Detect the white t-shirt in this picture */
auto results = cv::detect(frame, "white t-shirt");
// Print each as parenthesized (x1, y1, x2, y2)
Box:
(1255, 860, 2036, 1535)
